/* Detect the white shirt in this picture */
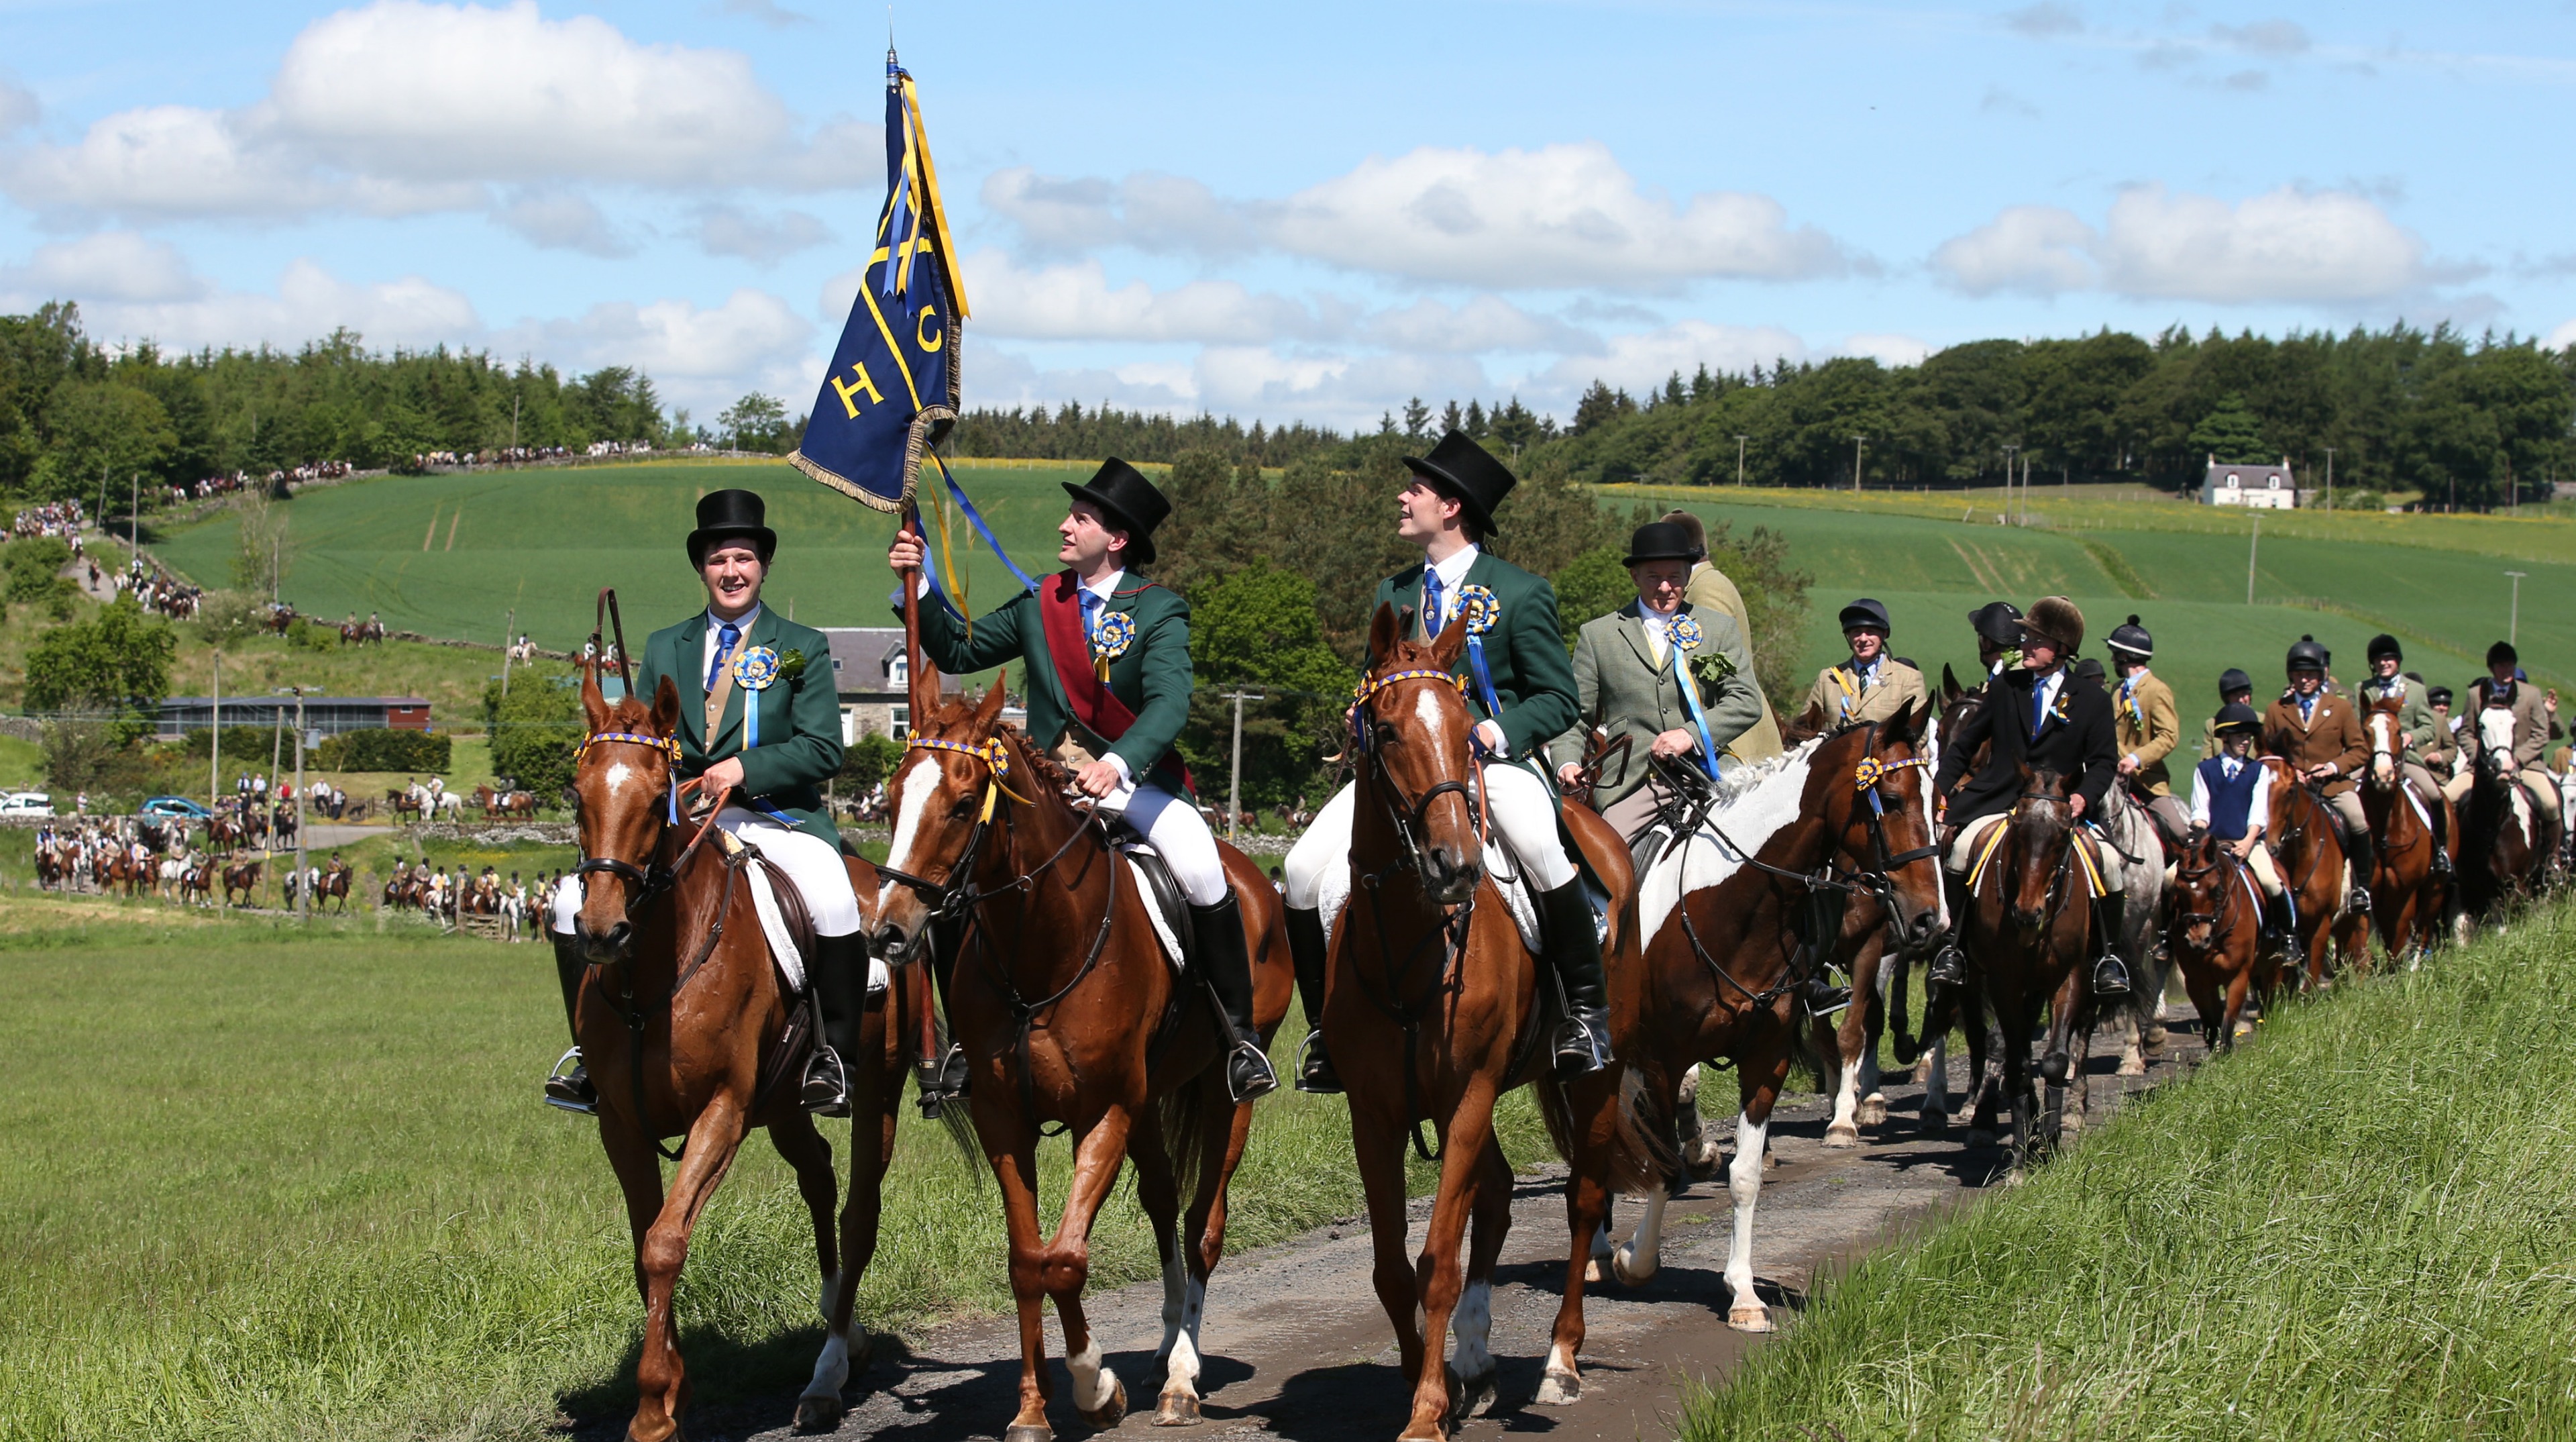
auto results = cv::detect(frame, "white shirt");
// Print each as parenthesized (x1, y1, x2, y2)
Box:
(2189, 754, 2271, 835)
(1421, 544, 1481, 635)
(1639, 599, 1680, 667)
(1075, 570, 1134, 786)
(2027, 667, 2065, 731)
(701, 603, 763, 688)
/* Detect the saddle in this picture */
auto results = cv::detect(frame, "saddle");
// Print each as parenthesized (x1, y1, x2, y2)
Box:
(1100, 816, 1193, 974)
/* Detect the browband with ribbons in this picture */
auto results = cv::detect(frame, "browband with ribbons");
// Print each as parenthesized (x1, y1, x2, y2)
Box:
(909, 734, 1031, 821)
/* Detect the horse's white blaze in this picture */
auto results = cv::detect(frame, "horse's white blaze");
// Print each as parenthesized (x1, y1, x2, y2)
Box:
(1724, 1111, 1772, 1329)
(1614, 1186, 1667, 1282)
(877, 756, 943, 896)
(2481, 708, 2516, 756)
(1450, 1278, 1493, 1381)
(802, 1331, 850, 1401)
(1413, 686, 1448, 741)
(1922, 711, 1948, 929)
(1066, 1338, 1118, 1412)
(1638, 739, 1823, 945)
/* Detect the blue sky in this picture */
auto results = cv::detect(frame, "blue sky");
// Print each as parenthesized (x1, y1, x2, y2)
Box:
(1, 1, 2569, 433)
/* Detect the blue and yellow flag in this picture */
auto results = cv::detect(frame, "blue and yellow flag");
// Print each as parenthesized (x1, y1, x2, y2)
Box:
(790, 50, 970, 514)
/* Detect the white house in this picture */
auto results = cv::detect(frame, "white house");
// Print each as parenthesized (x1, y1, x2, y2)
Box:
(2201, 455, 2297, 509)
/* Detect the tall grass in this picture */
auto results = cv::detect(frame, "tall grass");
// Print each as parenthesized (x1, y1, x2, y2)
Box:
(1680, 901, 2576, 1440)
(0, 916, 1552, 1441)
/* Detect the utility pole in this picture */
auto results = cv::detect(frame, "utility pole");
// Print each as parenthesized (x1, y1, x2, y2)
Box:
(1850, 435, 1868, 494)
(130, 473, 138, 560)
(2507, 571, 2527, 646)
(292, 686, 307, 923)
(511, 393, 521, 452)
(2323, 447, 2336, 513)
(209, 652, 221, 811)
(1734, 434, 1750, 486)
(2002, 445, 2020, 525)
(2247, 516, 2260, 606)
(499, 606, 517, 696)
(268, 700, 284, 907)
(1224, 689, 1261, 846)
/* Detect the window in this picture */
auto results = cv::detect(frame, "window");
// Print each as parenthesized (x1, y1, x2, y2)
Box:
(890, 704, 910, 739)
(2226, 472, 2241, 488)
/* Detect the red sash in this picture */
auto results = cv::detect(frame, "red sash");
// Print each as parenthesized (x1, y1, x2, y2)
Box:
(1038, 572, 1192, 792)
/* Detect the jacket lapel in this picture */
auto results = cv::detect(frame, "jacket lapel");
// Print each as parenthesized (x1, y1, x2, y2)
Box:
(677, 613, 708, 699)
(1393, 565, 1426, 638)
(1615, 598, 1658, 676)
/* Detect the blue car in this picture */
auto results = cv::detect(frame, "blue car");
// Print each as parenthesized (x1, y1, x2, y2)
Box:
(141, 796, 215, 820)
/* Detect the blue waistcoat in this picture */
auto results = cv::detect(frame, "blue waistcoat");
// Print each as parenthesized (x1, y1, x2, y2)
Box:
(2197, 756, 2263, 840)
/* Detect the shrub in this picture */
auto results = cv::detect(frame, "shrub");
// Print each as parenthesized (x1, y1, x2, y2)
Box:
(4, 537, 72, 602)
(837, 732, 904, 788)
(190, 589, 268, 644)
(484, 670, 581, 796)
(315, 728, 450, 773)
(284, 617, 337, 653)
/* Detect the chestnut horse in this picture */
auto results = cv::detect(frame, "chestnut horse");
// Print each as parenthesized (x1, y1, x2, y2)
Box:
(2163, 834, 2274, 1049)
(567, 655, 918, 1441)
(1318, 604, 1667, 1437)
(865, 674, 1291, 1439)
(1948, 766, 2104, 1164)
(1597, 701, 1945, 1326)
(2360, 696, 2459, 963)
(2455, 711, 2561, 927)
(2259, 759, 2368, 986)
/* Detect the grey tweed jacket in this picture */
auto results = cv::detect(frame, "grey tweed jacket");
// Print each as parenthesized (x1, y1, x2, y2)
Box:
(1552, 600, 1765, 807)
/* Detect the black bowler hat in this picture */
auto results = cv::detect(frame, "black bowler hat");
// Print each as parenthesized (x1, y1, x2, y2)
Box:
(688, 488, 777, 566)
(1839, 598, 1892, 634)
(1062, 458, 1170, 567)
(1969, 601, 2023, 648)
(1622, 521, 1703, 567)
(1403, 430, 1516, 537)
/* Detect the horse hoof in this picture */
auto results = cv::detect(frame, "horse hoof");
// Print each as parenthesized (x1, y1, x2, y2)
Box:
(1610, 1243, 1658, 1288)
(1823, 1121, 1860, 1149)
(1004, 1426, 1055, 1442)
(1155, 1390, 1202, 1426)
(1918, 1109, 1948, 1133)
(794, 1393, 845, 1432)
(1727, 1304, 1774, 1333)
(1448, 1363, 1499, 1420)
(1965, 1127, 1997, 1147)
(2116, 1058, 2147, 1078)
(1077, 1377, 1128, 1430)
(1582, 1257, 1605, 1284)
(1535, 1367, 1583, 1405)
(1856, 1097, 1889, 1126)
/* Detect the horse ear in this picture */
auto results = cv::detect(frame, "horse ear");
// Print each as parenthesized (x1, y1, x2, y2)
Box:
(1941, 662, 1961, 704)
(1368, 601, 1403, 666)
(1429, 607, 1469, 672)
(649, 674, 682, 739)
(975, 673, 1009, 729)
(1886, 693, 1920, 743)
(1781, 699, 1827, 745)
(581, 652, 611, 731)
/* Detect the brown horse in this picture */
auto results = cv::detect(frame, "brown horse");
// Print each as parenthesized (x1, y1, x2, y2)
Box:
(2360, 697, 2459, 962)
(2259, 758, 2368, 986)
(1949, 766, 2104, 1164)
(221, 856, 262, 907)
(566, 658, 919, 1441)
(1597, 701, 1945, 1321)
(863, 673, 1291, 1439)
(2163, 834, 2275, 1049)
(1322, 603, 1667, 1436)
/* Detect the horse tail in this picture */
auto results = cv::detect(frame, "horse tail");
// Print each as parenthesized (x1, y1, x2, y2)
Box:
(1155, 1058, 1220, 1207)
(901, 965, 981, 1178)
(1534, 1066, 1682, 1197)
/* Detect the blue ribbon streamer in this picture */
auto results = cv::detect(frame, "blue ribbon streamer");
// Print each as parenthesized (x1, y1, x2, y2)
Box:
(741, 682, 759, 752)
(932, 454, 1042, 594)
(1674, 660, 1724, 780)
(1464, 635, 1505, 754)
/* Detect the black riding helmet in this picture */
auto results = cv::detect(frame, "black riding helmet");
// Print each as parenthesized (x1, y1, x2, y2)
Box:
(1968, 601, 2023, 649)
(2367, 633, 2402, 664)
(2286, 635, 2329, 673)
(2106, 614, 2153, 659)
(2212, 702, 2261, 735)
(2218, 667, 2253, 697)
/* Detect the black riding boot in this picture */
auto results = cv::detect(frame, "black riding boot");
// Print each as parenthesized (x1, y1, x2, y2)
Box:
(1927, 871, 1970, 992)
(2090, 894, 2132, 1000)
(543, 929, 596, 1114)
(917, 918, 971, 1118)
(1537, 878, 1612, 1078)
(1191, 895, 1277, 1104)
(2427, 795, 2454, 876)
(800, 933, 868, 1117)
(1285, 906, 1340, 1094)
(2345, 825, 2375, 915)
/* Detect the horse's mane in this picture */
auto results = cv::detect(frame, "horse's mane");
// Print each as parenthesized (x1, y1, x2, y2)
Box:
(999, 723, 1074, 791)
(1706, 734, 1829, 816)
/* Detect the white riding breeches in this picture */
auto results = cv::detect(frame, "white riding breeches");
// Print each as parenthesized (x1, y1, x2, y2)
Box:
(553, 806, 862, 937)
(1283, 762, 1575, 912)
(1943, 809, 2124, 892)
(1097, 780, 1228, 908)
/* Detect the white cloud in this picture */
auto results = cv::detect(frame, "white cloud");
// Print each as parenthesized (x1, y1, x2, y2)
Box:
(693, 205, 830, 264)
(719, 0, 816, 28)
(1932, 204, 2096, 295)
(0, 1, 867, 223)
(2545, 317, 2576, 352)
(0, 231, 207, 304)
(962, 251, 1337, 345)
(1934, 185, 2434, 303)
(2210, 19, 2310, 56)
(494, 191, 631, 256)
(1840, 333, 1935, 367)
(498, 287, 812, 411)
(0, 75, 39, 134)
(2003, 3, 2084, 38)
(1542, 320, 1809, 394)
(1360, 296, 1595, 355)
(987, 144, 1847, 290)
(7, 256, 486, 354)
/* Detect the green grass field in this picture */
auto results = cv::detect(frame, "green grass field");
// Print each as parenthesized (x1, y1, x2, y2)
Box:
(0, 902, 1548, 1442)
(1680, 898, 2576, 1439)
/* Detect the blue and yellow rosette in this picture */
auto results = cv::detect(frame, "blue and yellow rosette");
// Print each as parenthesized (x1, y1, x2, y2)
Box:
(1452, 584, 1507, 749)
(1666, 615, 1725, 780)
(1091, 609, 1136, 681)
(731, 645, 780, 749)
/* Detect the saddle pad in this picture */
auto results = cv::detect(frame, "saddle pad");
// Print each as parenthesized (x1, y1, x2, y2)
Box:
(746, 862, 888, 997)
(1118, 843, 1187, 972)
(1315, 850, 1546, 958)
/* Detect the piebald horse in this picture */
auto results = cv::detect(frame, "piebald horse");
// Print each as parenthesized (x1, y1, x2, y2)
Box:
(865, 670, 1290, 1440)
(2361, 695, 2461, 962)
(1322, 603, 1668, 1437)
(566, 650, 917, 1441)
(2456, 709, 2561, 927)
(1596, 701, 1945, 1325)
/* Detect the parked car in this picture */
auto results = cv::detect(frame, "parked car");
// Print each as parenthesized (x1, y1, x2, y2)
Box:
(0, 792, 57, 818)
(142, 796, 215, 820)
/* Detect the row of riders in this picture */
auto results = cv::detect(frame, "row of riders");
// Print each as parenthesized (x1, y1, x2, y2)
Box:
(28, 816, 307, 907)
(534, 444, 2554, 1442)
(380, 858, 545, 937)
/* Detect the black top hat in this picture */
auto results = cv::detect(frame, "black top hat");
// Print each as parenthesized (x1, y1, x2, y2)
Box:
(2106, 614, 2153, 658)
(1839, 598, 1892, 634)
(1622, 521, 1702, 567)
(2218, 668, 2253, 694)
(1061, 458, 1170, 568)
(1403, 430, 1515, 537)
(688, 488, 777, 566)
(2213, 702, 2261, 735)
(1968, 601, 2023, 648)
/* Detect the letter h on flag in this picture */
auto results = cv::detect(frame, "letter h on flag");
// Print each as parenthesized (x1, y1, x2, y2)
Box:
(789, 48, 970, 515)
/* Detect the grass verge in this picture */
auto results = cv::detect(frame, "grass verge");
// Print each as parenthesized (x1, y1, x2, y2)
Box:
(0, 912, 1555, 1441)
(1681, 900, 2576, 1440)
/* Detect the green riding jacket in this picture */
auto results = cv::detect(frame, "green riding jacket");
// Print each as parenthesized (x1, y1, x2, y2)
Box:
(638, 606, 847, 849)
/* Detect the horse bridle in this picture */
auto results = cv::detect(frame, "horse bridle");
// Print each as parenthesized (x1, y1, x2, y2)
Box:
(569, 727, 690, 915)
(1349, 666, 1488, 885)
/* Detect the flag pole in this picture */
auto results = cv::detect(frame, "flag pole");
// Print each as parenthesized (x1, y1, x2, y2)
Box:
(901, 499, 923, 728)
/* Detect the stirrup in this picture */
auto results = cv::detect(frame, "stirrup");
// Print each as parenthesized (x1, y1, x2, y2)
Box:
(1552, 1015, 1612, 1078)
(2349, 881, 2373, 916)
(801, 1045, 851, 1117)
(1293, 1029, 1343, 1095)
(1226, 1039, 1279, 1104)
(916, 1043, 969, 1119)
(2091, 956, 2133, 999)
(1927, 944, 1966, 990)
(543, 1047, 596, 1116)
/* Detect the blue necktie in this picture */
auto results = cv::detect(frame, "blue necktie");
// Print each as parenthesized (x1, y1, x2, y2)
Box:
(2032, 678, 2048, 736)
(706, 620, 740, 691)
(1079, 589, 1102, 649)
(1422, 570, 1444, 639)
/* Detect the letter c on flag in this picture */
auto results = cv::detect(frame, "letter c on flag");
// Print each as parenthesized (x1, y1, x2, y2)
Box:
(916, 304, 943, 353)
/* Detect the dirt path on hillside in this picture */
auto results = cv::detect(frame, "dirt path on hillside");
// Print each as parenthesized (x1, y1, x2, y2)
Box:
(610, 1023, 2205, 1442)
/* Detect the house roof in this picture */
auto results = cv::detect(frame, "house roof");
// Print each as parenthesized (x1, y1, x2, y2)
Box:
(819, 627, 961, 695)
